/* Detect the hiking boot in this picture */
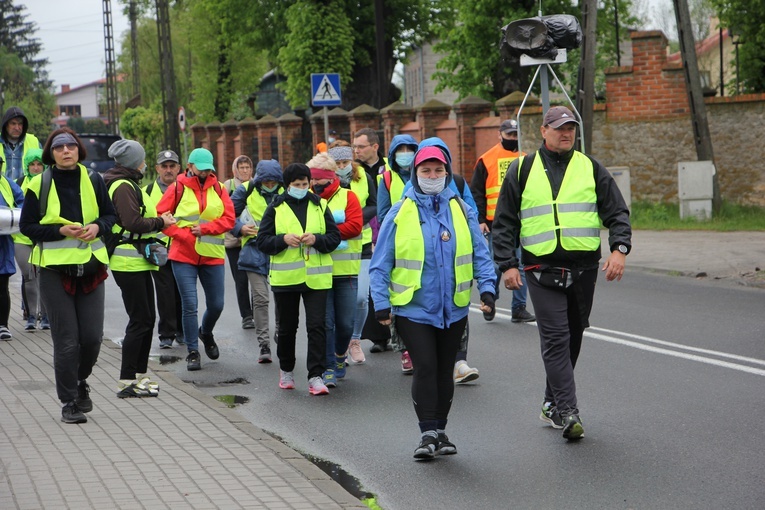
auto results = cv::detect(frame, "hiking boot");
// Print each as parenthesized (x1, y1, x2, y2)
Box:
(370, 340, 390, 353)
(279, 370, 295, 390)
(322, 369, 337, 388)
(76, 380, 93, 413)
(258, 345, 272, 364)
(159, 337, 174, 349)
(0, 326, 12, 341)
(401, 351, 413, 374)
(540, 401, 563, 429)
(242, 316, 255, 329)
(561, 408, 584, 440)
(25, 316, 37, 331)
(117, 381, 157, 398)
(308, 376, 329, 396)
(39, 316, 51, 330)
(186, 350, 201, 371)
(453, 360, 479, 384)
(413, 434, 439, 460)
(437, 433, 457, 455)
(61, 401, 87, 424)
(334, 356, 347, 379)
(348, 339, 365, 364)
(511, 306, 536, 323)
(198, 327, 219, 360)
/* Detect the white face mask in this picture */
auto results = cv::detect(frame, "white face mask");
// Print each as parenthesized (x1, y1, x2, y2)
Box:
(417, 176, 446, 195)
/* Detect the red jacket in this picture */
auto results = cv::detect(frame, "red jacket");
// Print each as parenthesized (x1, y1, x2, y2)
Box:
(318, 180, 363, 241)
(156, 172, 235, 266)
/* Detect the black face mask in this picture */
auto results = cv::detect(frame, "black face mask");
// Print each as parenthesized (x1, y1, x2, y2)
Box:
(501, 138, 519, 152)
(197, 174, 208, 185)
(313, 182, 329, 195)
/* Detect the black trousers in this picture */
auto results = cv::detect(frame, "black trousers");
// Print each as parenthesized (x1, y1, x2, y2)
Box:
(526, 268, 598, 411)
(113, 270, 156, 380)
(151, 263, 183, 340)
(226, 246, 252, 319)
(273, 289, 327, 379)
(397, 315, 467, 430)
(0, 274, 10, 326)
(39, 269, 104, 403)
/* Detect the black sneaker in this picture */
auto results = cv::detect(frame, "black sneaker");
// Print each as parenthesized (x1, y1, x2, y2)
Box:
(539, 401, 563, 429)
(198, 327, 219, 360)
(186, 350, 201, 371)
(561, 409, 584, 440)
(369, 340, 390, 353)
(511, 306, 536, 323)
(258, 345, 272, 364)
(61, 401, 87, 424)
(437, 433, 457, 455)
(76, 381, 93, 413)
(414, 434, 439, 460)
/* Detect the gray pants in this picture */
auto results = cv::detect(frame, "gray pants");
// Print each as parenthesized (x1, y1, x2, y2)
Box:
(246, 272, 270, 347)
(40, 269, 104, 403)
(14, 243, 46, 319)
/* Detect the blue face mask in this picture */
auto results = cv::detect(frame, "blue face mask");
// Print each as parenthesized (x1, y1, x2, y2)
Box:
(262, 183, 279, 193)
(395, 152, 415, 169)
(288, 186, 308, 200)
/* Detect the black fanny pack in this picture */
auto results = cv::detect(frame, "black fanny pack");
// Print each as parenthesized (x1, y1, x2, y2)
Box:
(531, 266, 576, 289)
(47, 255, 104, 277)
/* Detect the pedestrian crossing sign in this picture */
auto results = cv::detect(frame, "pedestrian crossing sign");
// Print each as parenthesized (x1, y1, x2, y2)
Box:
(311, 73, 342, 107)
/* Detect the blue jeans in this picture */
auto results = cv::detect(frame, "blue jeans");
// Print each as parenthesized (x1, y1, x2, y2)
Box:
(351, 259, 370, 340)
(326, 276, 358, 367)
(487, 232, 527, 309)
(171, 262, 225, 353)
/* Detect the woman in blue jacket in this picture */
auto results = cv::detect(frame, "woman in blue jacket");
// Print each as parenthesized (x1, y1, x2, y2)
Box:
(370, 146, 496, 460)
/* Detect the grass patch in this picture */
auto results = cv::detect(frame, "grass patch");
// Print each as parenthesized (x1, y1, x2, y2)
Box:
(630, 201, 765, 231)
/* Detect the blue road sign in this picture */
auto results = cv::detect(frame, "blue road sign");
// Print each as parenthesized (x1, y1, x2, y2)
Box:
(311, 73, 342, 107)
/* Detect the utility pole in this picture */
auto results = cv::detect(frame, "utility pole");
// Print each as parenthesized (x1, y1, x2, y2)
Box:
(102, 0, 119, 134)
(374, 0, 386, 108)
(673, 0, 721, 213)
(576, 0, 597, 154)
(155, 0, 180, 155)
(129, 0, 140, 99)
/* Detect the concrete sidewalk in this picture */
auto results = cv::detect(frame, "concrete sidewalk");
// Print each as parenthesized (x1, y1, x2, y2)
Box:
(0, 308, 365, 510)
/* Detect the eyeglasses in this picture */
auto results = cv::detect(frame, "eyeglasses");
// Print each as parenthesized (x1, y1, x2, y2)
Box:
(53, 143, 78, 152)
(352, 144, 371, 151)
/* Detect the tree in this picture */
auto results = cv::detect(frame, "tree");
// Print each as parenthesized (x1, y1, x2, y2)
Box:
(711, 0, 765, 92)
(651, 0, 715, 43)
(431, 0, 641, 101)
(0, 0, 50, 88)
(119, 104, 164, 155)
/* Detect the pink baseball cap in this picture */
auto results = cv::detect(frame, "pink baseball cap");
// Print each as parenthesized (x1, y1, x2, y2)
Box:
(413, 146, 448, 167)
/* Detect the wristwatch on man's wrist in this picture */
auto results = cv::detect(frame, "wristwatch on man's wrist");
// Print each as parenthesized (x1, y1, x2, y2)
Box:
(616, 244, 629, 255)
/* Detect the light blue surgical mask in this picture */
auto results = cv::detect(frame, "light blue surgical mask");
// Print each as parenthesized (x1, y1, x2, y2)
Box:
(395, 153, 415, 169)
(417, 176, 446, 195)
(336, 164, 353, 185)
(262, 183, 279, 193)
(288, 186, 308, 200)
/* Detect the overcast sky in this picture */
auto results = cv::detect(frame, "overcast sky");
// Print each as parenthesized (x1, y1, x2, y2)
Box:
(23, 0, 129, 92)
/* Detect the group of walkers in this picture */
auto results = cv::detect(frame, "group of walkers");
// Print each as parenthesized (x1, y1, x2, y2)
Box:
(2, 104, 631, 460)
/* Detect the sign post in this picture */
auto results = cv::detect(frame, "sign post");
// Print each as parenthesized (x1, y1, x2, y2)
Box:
(178, 106, 188, 164)
(311, 73, 342, 146)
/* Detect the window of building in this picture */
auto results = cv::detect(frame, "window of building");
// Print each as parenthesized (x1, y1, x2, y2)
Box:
(60, 105, 82, 117)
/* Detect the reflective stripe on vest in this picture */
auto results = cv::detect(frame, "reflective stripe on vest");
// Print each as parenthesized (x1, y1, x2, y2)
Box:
(327, 188, 362, 276)
(174, 183, 226, 259)
(480, 144, 521, 221)
(269, 200, 333, 289)
(28, 164, 109, 267)
(518, 151, 601, 255)
(350, 169, 372, 245)
(389, 198, 473, 307)
(108, 179, 158, 272)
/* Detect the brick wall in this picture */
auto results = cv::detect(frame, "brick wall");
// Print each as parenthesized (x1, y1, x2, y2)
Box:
(190, 31, 765, 206)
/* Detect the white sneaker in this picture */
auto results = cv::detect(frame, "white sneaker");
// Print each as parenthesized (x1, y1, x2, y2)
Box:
(348, 339, 366, 364)
(454, 360, 479, 384)
(279, 370, 295, 390)
(0, 325, 11, 340)
(308, 376, 329, 396)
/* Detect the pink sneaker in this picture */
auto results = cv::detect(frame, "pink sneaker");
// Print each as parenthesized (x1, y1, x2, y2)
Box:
(308, 376, 329, 396)
(348, 339, 366, 364)
(401, 351, 413, 374)
(279, 370, 295, 390)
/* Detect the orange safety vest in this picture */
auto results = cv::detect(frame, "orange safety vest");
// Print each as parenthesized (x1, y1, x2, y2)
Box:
(479, 144, 522, 221)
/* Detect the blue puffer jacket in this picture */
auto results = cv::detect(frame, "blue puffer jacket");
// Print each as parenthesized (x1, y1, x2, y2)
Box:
(0, 175, 24, 275)
(370, 145, 495, 329)
(230, 159, 284, 275)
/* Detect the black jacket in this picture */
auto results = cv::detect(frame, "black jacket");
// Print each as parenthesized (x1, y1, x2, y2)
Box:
(255, 190, 341, 292)
(492, 144, 631, 272)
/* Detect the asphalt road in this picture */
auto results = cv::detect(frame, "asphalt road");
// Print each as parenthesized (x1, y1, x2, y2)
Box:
(102, 265, 765, 510)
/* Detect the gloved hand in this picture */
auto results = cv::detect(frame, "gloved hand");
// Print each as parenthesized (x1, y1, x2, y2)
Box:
(480, 292, 495, 313)
(375, 308, 391, 322)
(335, 240, 349, 251)
(332, 210, 346, 224)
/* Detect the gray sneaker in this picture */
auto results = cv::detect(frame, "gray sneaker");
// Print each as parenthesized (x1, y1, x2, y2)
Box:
(539, 401, 563, 429)
(561, 409, 584, 440)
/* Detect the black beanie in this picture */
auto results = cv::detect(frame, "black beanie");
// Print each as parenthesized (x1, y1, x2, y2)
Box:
(282, 163, 311, 185)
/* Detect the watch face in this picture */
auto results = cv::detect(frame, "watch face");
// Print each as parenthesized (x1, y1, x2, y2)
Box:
(618, 245, 628, 254)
